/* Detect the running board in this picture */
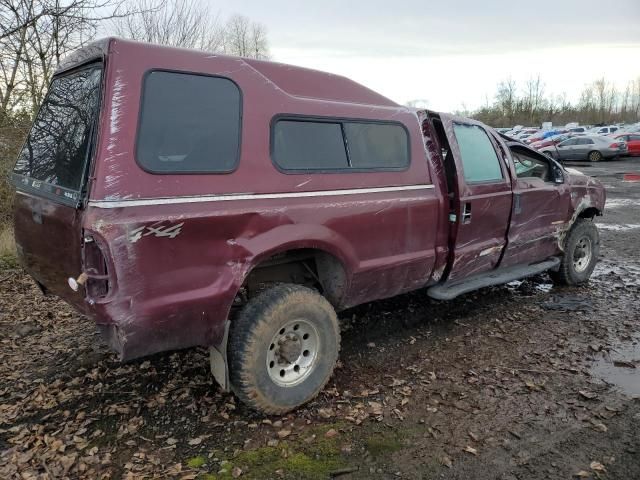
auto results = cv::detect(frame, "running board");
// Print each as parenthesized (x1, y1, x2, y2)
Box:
(427, 257, 560, 301)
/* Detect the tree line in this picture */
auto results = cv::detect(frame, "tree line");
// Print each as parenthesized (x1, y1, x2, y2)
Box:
(464, 76, 640, 128)
(0, 0, 270, 224)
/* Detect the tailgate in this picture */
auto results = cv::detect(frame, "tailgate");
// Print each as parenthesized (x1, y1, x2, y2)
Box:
(11, 63, 102, 307)
(14, 192, 86, 306)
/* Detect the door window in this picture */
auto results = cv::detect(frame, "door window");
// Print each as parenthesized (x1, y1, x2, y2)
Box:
(511, 148, 551, 181)
(453, 123, 503, 182)
(577, 138, 595, 145)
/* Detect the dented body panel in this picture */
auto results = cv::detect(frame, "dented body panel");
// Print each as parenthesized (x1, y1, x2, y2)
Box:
(12, 39, 605, 362)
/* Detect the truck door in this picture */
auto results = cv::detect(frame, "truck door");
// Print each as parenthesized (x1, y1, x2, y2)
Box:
(439, 115, 513, 282)
(500, 143, 571, 267)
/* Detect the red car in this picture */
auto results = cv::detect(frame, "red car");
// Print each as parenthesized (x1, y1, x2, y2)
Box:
(530, 134, 570, 150)
(612, 133, 640, 156)
(11, 38, 606, 413)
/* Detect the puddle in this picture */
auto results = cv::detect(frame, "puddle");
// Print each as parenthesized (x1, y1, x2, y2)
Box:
(597, 224, 640, 231)
(505, 278, 554, 295)
(592, 262, 640, 287)
(604, 198, 640, 209)
(590, 337, 640, 396)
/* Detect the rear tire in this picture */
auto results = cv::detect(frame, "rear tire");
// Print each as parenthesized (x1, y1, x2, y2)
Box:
(228, 284, 340, 414)
(550, 218, 599, 285)
(588, 150, 603, 162)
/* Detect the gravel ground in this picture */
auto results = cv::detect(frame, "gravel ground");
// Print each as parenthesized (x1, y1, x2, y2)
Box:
(1, 158, 639, 480)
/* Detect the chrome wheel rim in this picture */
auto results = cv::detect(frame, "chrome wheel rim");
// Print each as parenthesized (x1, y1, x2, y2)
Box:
(266, 319, 319, 387)
(573, 236, 593, 273)
(589, 151, 601, 161)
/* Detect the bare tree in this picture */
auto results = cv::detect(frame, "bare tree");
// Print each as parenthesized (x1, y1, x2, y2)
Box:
(223, 14, 269, 59)
(112, 0, 226, 52)
(113, 4, 270, 59)
(495, 78, 517, 124)
(1, 0, 130, 115)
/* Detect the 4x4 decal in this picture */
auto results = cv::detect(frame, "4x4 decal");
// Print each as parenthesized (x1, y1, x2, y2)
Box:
(129, 222, 184, 243)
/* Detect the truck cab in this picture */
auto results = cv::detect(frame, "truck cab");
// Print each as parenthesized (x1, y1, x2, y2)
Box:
(11, 38, 605, 414)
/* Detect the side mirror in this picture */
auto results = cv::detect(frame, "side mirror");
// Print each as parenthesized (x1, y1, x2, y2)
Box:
(552, 164, 564, 184)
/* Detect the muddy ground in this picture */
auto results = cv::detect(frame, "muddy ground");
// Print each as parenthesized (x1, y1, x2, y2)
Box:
(1, 158, 639, 480)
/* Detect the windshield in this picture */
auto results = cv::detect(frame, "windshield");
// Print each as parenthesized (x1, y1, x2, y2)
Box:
(12, 64, 102, 205)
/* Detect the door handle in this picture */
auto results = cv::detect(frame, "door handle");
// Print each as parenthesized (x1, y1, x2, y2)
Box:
(462, 202, 472, 224)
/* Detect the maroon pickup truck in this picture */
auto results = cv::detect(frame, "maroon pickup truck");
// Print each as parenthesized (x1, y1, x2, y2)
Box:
(11, 38, 605, 413)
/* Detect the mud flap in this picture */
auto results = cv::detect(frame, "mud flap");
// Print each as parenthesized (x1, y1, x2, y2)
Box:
(209, 321, 231, 391)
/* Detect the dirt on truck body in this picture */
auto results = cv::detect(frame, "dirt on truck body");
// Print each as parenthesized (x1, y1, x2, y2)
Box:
(11, 38, 605, 414)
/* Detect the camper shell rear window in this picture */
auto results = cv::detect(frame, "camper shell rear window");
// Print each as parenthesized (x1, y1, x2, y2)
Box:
(12, 63, 103, 206)
(136, 70, 242, 174)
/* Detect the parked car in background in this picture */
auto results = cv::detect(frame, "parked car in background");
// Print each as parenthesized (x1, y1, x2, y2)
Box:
(612, 133, 640, 156)
(515, 128, 539, 139)
(530, 133, 570, 150)
(525, 129, 567, 144)
(588, 125, 619, 135)
(568, 127, 586, 134)
(541, 135, 627, 162)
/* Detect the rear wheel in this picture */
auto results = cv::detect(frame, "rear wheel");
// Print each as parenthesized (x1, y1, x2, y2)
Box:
(588, 150, 603, 162)
(550, 218, 599, 285)
(228, 284, 340, 414)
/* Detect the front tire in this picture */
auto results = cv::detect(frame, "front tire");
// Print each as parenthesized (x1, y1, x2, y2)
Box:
(551, 218, 599, 285)
(588, 150, 603, 162)
(228, 284, 340, 414)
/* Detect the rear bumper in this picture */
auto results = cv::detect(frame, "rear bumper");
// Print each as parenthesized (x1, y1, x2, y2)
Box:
(88, 274, 238, 361)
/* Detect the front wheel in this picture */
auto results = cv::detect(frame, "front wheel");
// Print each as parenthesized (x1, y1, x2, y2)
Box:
(588, 150, 603, 162)
(228, 284, 340, 414)
(550, 218, 599, 285)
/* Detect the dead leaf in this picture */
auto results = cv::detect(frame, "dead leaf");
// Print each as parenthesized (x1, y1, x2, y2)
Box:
(277, 429, 291, 439)
(317, 408, 334, 419)
(463, 446, 478, 456)
(440, 455, 453, 468)
(590, 421, 608, 433)
(525, 380, 541, 391)
(325, 429, 338, 438)
(188, 437, 203, 446)
(369, 401, 383, 416)
(574, 471, 591, 478)
(590, 461, 606, 472)
(579, 390, 598, 400)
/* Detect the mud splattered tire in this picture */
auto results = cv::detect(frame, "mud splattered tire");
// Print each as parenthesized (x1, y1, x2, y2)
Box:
(228, 284, 340, 414)
(588, 150, 603, 162)
(550, 218, 599, 285)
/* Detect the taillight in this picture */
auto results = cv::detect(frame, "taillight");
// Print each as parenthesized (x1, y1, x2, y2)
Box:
(609, 142, 619, 148)
(82, 236, 110, 298)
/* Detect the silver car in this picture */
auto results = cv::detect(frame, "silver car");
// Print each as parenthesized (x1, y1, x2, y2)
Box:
(540, 135, 627, 162)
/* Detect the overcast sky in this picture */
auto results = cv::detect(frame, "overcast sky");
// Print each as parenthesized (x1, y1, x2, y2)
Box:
(217, 0, 640, 111)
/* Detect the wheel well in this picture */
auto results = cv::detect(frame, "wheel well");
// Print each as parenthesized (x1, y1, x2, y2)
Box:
(578, 207, 601, 219)
(241, 249, 348, 308)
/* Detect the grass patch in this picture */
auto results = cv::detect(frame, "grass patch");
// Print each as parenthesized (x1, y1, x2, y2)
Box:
(207, 423, 349, 479)
(0, 225, 17, 270)
(365, 430, 403, 458)
(187, 456, 207, 469)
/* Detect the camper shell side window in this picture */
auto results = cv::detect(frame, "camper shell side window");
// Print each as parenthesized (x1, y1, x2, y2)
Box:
(135, 70, 242, 174)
